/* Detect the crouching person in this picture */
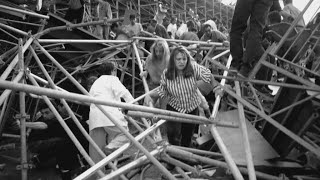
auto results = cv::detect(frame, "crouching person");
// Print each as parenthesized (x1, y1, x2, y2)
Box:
(28, 100, 89, 180)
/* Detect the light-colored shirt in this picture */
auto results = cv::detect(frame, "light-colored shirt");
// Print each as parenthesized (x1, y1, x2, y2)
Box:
(125, 23, 143, 37)
(97, 1, 112, 20)
(158, 63, 211, 113)
(176, 23, 188, 38)
(145, 54, 169, 87)
(204, 20, 218, 31)
(180, 31, 199, 46)
(200, 30, 227, 43)
(282, 3, 305, 28)
(167, 23, 177, 39)
(154, 3, 167, 24)
(89, 75, 134, 131)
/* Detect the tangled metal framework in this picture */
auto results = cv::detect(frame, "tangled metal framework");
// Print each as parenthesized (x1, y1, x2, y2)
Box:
(0, 0, 320, 180)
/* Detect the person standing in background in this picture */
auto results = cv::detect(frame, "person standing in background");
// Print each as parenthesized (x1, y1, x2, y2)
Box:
(93, 0, 112, 39)
(281, 0, 305, 31)
(64, 0, 84, 23)
(167, 17, 178, 39)
(124, 14, 143, 37)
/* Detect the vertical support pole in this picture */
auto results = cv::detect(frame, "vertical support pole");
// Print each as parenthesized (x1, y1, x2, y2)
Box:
(212, 0, 215, 18)
(171, 0, 174, 17)
(226, 5, 229, 29)
(235, 81, 256, 180)
(195, 0, 197, 17)
(18, 38, 27, 180)
(219, 2, 221, 24)
(131, 48, 135, 97)
(116, 0, 119, 18)
(184, 0, 187, 21)
(138, 0, 141, 23)
(204, 0, 207, 21)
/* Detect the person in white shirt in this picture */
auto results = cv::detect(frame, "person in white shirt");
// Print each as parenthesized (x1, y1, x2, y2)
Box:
(175, 19, 188, 39)
(88, 62, 136, 178)
(167, 17, 177, 39)
(125, 14, 143, 37)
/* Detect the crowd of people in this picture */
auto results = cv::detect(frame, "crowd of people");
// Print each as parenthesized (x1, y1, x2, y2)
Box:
(24, 0, 316, 179)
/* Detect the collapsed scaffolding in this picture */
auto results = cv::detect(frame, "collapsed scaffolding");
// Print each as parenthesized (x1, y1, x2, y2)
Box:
(0, 0, 320, 180)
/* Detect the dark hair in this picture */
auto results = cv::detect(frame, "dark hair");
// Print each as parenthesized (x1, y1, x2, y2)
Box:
(86, 75, 98, 90)
(150, 19, 157, 24)
(166, 47, 194, 80)
(189, 27, 197, 32)
(186, 20, 195, 29)
(268, 11, 281, 24)
(98, 62, 115, 75)
(110, 22, 119, 30)
(171, 16, 177, 23)
(203, 24, 212, 30)
(283, 0, 292, 4)
(129, 14, 136, 20)
(155, 24, 170, 39)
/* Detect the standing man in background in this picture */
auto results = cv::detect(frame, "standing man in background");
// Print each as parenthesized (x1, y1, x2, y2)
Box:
(93, 0, 112, 39)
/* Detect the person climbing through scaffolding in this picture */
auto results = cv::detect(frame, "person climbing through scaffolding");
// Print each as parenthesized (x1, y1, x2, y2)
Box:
(145, 46, 221, 147)
(88, 61, 137, 179)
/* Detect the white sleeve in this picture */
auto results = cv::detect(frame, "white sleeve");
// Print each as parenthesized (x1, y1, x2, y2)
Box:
(113, 78, 134, 102)
(167, 24, 172, 32)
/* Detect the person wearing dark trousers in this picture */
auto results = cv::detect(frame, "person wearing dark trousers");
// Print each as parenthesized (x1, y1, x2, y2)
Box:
(165, 105, 199, 147)
(145, 47, 220, 147)
(230, 0, 273, 77)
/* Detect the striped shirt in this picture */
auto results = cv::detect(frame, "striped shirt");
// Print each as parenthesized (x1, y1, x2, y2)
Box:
(158, 63, 211, 113)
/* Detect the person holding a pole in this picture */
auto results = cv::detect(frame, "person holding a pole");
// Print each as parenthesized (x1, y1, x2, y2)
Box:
(88, 62, 136, 169)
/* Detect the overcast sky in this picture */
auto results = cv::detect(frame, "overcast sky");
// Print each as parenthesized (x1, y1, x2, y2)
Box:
(221, 0, 320, 23)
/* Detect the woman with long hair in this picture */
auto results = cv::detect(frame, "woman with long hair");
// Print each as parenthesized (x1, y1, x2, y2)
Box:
(146, 47, 218, 147)
(141, 39, 170, 90)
